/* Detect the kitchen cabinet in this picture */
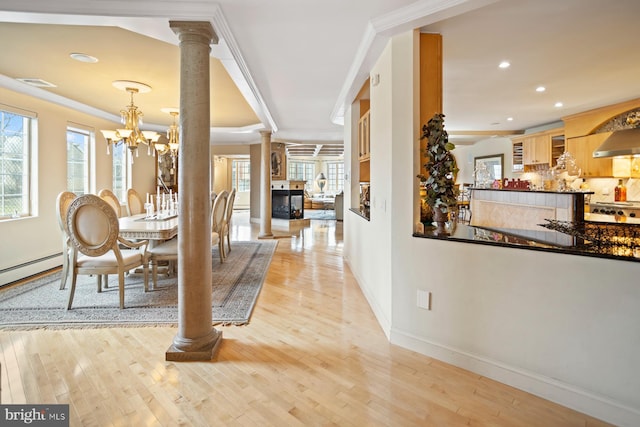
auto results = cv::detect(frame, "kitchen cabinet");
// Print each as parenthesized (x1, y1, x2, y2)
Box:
(566, 132, 612, 177)
(523, 134, 550, 165)
(358, 110, 370, 161)
(512, 127, 564, 169)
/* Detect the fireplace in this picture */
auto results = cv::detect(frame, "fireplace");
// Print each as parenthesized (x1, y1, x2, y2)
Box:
(272, 189, 304, 219)
(271, 180, 306, 220)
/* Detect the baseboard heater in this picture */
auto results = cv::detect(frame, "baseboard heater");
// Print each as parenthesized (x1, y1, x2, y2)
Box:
(0, 253, 62, 287)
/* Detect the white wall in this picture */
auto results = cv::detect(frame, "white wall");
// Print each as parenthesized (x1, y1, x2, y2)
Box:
(454, 137, 516, 184)
(344, 31, 640, 427)
(0, 87, 156, 285)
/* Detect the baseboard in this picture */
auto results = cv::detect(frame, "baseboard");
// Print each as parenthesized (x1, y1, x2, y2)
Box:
(343, 256, 391, 339)
(0, 254, 62, 287)
(390, 329, 640, 427)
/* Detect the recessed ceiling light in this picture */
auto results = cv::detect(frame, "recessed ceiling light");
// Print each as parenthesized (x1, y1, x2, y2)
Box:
(70, 53, 98, 63)
(536, 86, 546, 92)
(507, 117, 514, 121)
(554, 102, 564, 108)
(498, 61, 510, 69)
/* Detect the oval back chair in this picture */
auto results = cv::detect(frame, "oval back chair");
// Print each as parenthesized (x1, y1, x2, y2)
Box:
(222, 188, 236, 254)
(211, 190, 228, 262)
(56, 191, 76, 290)
(98, 188, 123, 218)
(66, 194, 149, 309)
(126, 188, 145, 216)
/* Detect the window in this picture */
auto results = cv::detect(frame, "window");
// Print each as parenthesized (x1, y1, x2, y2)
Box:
(0, 107, 35, 219)
(112, 143, 131, 202)
(327, 162, 344, 192)
(232, 159, 250, 192)
(288, 160, 315, 191)
(66, 126, 91, 195)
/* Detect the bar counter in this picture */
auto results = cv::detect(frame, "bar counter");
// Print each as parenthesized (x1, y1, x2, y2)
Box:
(413, 222, 640, 263)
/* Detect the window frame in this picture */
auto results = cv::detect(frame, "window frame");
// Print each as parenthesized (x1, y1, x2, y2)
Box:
(231, 159, 251, 192)
(288, 160, 315, 192)
(0, 105, 37, 220)
(66, 123, 95, 196)
(327, 161, 344, 193)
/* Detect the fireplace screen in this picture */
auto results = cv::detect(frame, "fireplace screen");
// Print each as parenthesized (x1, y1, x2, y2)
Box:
(272, 189, 304, 219)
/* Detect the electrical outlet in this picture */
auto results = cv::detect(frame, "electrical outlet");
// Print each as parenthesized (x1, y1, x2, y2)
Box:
(417, 290, 431, 310)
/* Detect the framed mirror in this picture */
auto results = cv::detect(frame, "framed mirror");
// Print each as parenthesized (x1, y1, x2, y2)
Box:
(474, 154, 504, 187)
(156, 151, 178, 192)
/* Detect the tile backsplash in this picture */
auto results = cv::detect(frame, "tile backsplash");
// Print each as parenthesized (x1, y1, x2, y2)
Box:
(583, 178, 640, 203)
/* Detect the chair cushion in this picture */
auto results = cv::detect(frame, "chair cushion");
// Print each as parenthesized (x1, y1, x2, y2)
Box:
(148, 238, 178, 255)
(77, 249, 142, 267)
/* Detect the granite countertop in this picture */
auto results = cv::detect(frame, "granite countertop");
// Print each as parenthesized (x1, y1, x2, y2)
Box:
(469, 187, 594, 195)
(414, 222, 640, 262)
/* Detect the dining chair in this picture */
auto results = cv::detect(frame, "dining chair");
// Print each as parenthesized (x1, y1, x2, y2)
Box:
(65, 194, 149, 309)
(55, 191, 76, 290)
(222, 188, 236, 254)
(210, 191, 217, 215)
(98, 188, 123, 218)
(126, 188, 144, 216)
(211, 190, 228, 262)
(147, 238, 177, 289)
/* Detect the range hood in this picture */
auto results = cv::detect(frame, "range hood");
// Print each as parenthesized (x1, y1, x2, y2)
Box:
(593, 127, 640, 158)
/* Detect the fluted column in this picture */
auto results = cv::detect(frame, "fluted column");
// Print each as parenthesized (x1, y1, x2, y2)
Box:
(258, 130, 273, 238)
(166, 21, 222, 361)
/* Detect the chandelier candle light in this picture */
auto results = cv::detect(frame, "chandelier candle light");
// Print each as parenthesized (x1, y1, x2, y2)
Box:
(100, 80, 160, 161)
(162, 107, 180, 159)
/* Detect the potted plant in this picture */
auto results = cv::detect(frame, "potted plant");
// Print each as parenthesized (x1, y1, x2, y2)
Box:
(417, 113, 459, 233)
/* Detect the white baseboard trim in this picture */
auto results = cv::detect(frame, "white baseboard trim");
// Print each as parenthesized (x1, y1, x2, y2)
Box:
(0, 254, 61, 287)
(390, 329, 640, 427)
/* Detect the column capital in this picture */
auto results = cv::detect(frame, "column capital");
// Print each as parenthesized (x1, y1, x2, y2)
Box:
(259, 130, 272, 139)
(170, 21, 218, 45)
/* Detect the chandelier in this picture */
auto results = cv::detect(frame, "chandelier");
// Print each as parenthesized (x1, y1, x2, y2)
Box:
(100, 81, 160, 159)
(157, 108, 180, 159)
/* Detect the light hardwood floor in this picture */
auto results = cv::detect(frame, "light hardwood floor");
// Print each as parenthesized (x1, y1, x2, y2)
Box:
(1, 212, 611, 426)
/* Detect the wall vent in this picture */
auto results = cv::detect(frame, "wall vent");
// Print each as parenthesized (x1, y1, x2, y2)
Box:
(16, 78, 57, 88)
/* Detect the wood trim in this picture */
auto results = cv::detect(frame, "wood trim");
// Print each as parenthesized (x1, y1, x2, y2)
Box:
(562, 97, 640, 138)
(419, 33, 443, 176)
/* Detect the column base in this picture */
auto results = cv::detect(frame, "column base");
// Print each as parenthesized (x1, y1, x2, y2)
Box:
(258, 233, 274, 239)
(166, 328, 223, 361)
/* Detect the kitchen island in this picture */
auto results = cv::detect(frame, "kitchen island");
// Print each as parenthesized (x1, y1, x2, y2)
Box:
(470, 187, 592, 230)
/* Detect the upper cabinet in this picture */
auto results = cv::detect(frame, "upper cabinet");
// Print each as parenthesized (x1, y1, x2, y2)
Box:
(566, 133, 612, 177)
(512, 127, 564, 170)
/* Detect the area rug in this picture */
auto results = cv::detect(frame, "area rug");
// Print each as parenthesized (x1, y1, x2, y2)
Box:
(0, 240, 277, 330)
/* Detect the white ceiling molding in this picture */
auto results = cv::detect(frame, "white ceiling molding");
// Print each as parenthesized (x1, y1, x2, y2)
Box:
(210, 5, 278, 133)
(0, 2, 277, 142)
(329, 0, 499, 125)
(0, 74, 122, 124)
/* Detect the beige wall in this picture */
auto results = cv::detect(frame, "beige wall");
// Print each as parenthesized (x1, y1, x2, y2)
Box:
(0, 87, 156, 284)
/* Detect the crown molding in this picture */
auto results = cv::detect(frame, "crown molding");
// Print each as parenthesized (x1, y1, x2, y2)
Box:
(210, 5, 278, 133)
(0, 1, 277, 138)
(330, 0, 499, 125)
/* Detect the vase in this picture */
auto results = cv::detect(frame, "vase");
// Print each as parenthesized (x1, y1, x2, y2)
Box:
(432, 206, 449, 236)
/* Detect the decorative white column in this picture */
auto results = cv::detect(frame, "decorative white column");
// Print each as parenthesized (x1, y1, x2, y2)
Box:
(166, 21, 222, 361)
(258, 130, 273, 238)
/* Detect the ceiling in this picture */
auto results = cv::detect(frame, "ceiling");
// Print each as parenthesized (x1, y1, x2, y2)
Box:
(0, 0, 639, 157)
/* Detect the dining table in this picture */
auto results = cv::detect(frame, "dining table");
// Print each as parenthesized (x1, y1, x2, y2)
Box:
(118, 213, 178, 243)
